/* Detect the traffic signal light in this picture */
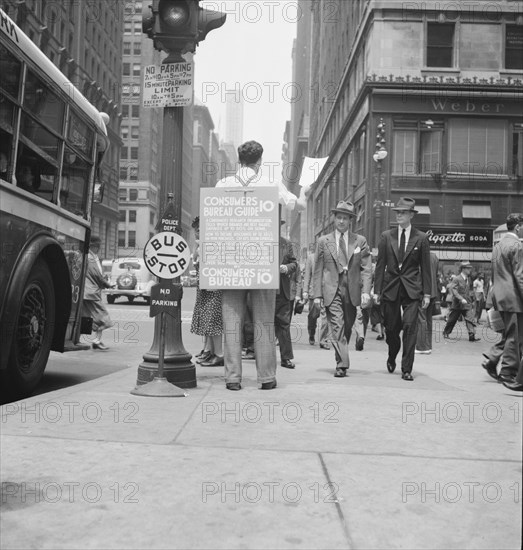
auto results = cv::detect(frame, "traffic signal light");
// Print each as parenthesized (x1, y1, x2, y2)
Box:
(142, 0, 226, 54)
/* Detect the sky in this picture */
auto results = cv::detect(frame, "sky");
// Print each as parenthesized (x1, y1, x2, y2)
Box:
(193, 1, 300, 167)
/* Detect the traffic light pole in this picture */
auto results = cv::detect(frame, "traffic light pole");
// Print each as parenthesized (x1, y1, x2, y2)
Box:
(136, 52, 196, 389)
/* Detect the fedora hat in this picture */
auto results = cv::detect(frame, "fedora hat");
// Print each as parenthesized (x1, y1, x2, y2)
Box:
(392, 197, 418, 213)
(459, 261, 473, 269)
(331, 200, 356, 217)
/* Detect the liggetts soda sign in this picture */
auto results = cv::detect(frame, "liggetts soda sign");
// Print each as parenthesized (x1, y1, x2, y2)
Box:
(421, 228, 493, 249)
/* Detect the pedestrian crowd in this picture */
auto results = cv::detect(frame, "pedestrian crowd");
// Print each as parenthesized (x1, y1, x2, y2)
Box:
(89, 140, 523, 393)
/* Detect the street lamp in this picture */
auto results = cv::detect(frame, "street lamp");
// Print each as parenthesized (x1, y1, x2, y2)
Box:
(373, 119, 387, 247)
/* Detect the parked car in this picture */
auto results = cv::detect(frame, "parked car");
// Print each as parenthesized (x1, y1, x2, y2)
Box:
(103, 258, 156, 304)
(181, 269, 198, 287)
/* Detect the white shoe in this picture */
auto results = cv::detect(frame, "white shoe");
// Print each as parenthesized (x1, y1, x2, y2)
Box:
(415, 349, 432, 354)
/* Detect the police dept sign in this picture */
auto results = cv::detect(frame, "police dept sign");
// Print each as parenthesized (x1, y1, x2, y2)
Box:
(143, 232, 191, 279)
(199, 187, 280, 290)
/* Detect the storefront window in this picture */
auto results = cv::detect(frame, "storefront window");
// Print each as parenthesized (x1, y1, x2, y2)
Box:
(448, 118, 507, 176)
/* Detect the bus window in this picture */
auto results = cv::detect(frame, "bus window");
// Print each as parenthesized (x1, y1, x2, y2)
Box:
(24, 70, 65, 134)
(15, 145, 57, 200)
(0, 129, 14, 182)
(0, 42, 21, 98)
(20, 112, 61, 161)
(60, 146, 92, 216)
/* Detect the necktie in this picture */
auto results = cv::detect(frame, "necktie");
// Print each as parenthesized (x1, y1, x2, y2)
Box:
(398, 228, 406, 265)
(339, 232, 348, 269)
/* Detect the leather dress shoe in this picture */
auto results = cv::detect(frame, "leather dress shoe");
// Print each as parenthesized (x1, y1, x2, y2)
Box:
(319, 343, 331, 350)
(498, 373, 516, 385)
(334, 368, 347, 378)
(443, 332, 450, 339)
(196, 350, 213, 363)
(281, 360, 295, 369)
(402, 372, 414, 381)
(502, 380, 523, 392)
(386, 359, 396, 373)
(355, 337, 364, 351)
(195, 349, 206, 358)
(481, 355, 498, 380)
(469, 335, 480, 342)
(376, 334, 384, 341)
(226, 383, 241, 391)
(309, 336, 315, 345)
(92, 342, 108, 350)
(261, 380, 277, 390)
(200, 355, 224, 367)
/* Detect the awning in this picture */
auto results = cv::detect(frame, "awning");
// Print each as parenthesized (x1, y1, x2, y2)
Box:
(462, 204, 491, 219)
(416, 205, 431, 215)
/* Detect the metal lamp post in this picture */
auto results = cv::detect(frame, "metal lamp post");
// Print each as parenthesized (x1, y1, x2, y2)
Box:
(372, 119, 387, 247)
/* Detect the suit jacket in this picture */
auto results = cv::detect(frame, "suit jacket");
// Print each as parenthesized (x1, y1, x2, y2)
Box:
(491, 232, 523, 312)
(429, 252, 439, 299)
(279, 237, 298, 300)
(313, 231, 372, 307)
(448, 273, 473, 310)
(374, 226, 431, 301)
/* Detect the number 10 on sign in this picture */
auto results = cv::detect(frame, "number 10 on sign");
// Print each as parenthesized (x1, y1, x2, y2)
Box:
(143, 231, 191, 279)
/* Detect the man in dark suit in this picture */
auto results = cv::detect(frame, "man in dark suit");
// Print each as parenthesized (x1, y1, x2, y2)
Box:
(313, 201, 372, 378)
(491, 213, 523, 391)
(374, 197, 431, 381)
(275, 224, 298, 369)
(442, 261, 479, 342)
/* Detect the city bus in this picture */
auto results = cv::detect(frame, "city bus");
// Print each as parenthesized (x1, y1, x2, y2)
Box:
(0, 9, 110, 398)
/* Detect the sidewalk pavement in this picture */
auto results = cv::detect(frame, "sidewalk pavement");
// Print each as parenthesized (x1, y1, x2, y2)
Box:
(0, 316, 521, 550)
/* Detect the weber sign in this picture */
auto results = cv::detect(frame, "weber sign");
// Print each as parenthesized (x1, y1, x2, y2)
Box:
(142, 61, 194, 108)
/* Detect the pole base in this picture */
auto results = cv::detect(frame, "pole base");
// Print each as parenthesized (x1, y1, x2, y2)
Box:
(131, 377, 187, 397)
(136, 359, 196, 388)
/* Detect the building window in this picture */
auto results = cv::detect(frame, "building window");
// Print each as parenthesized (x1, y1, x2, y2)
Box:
(120, 148, 129, 160)
(462, 201, 491, 225)
(128, 230, 136, 247)
(132, 63, 141, 77)
(123, 41, 131, 55)
(118, 230, 126, 247)
(123, 63, 130, 76)
(133, 42, 141, 55)
(119, 167, 128, 180)
(124, 21, 132, 34)
(129, 210, 136, 222)
(129, 165, 138, 181)
(392, 121, 443, 175)
(122, 105, 129, 118)
(121, 126, 129, 139)
(119, 189, 127, 201)
(133, 21, 141, 33)
(131, 126, 139, 139)
(513, 123, 523, 177)
(119, 210, 126, 222)
(427, 23, 454, 67)
(129, 189, 138, 201)
(448, 118, 507, 175)
(130, 147, 138, 160)
(505, 26, 523, 70)
(131, 105, 140, 118)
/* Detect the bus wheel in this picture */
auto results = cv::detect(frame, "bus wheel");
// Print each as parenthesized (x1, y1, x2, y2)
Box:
(107, 295, 116, 304)
(7, 260, 56, 397)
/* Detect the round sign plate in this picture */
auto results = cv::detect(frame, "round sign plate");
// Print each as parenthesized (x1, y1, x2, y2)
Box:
(143, 231, 191, 279)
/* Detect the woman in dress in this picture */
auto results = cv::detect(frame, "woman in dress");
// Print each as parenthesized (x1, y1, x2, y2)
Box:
(190, 217, 224, 366)
(82, 235, 114, 350)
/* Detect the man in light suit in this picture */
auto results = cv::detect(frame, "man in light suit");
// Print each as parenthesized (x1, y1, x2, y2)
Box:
(313, 201, 372, 378)
(491, 213, 523, 391)
(442, 261, 479, 342)
(374, 197, 431, 381)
